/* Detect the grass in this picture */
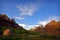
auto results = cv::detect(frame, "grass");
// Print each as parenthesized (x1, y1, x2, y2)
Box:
(0, 27, 60, 40)
(0, 34, 60, 40)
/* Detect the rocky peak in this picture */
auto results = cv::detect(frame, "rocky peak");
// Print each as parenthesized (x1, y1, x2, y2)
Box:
(50, 20, 56, 24)
(45, 20, 60, 34)
(0, 14, 23, 28)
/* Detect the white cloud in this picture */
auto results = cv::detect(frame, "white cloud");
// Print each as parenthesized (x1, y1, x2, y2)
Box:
(19, 16, 60, 30)
(19, 24, 39, 30)
(17, 4, 37, 16)
(19, 24, 26, 27)
(38, 16, 60, 27)
(48, 16, 60, 21)
(15, 4, 37, 20)
(38, 21, 48, 26)
(15, 16, 25, 20)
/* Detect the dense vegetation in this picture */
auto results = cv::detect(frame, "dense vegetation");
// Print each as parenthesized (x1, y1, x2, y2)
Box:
(0, 26, 60, 40)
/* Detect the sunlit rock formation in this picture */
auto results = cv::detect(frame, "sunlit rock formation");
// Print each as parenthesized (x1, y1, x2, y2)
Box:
(3, 29, 11, 36)
(45, 20, 60, 34)
(0, 14, 23, 29)
(0, 14, 24, 35)
(30, 20, 60, 34)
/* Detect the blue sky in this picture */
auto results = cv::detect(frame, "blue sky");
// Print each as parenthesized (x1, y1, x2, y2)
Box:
(0, 0, 60, 30)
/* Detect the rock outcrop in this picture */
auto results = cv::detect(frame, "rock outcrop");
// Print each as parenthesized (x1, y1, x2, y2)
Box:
(30, 25, 44, 32)
(0, 14, 24, 36)
(0, 14, 23, 29)
(45, 20, 60, 34)
(3, 29, 11, 36)
(31, 20, 60, 34)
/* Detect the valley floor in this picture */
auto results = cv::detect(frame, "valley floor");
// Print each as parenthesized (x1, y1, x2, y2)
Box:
(0, 34, 60, 40)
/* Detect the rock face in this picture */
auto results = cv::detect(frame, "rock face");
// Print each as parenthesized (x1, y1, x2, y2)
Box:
(3, 29, 11, 36)
(45, 20, 57, 30)
(0, 14, 23, 28)
(31, 26, 41, 32)
(30, 25, 44, 32)
(0, 14, 24, 36)
(31, 20, 60, 34)
(45, 20, 60, 34)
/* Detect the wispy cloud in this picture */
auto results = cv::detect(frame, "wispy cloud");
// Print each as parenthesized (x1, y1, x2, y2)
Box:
(15, 3, 37, 20)
(38, 16, 60, 26)
(17, 4, 37, 16)
(19, 16, 60, 30)
(19, 24, 39, 30)
(15, 16, 25, 20)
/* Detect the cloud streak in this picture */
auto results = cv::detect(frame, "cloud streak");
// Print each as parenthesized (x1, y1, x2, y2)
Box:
(38, 16, 60, 26)
(18, 16, 60, 30)
(15, 3, 37, 20)
(17, 4, 37, 16)
(15, 16, 25, 20)
(19, 24, 39, 30)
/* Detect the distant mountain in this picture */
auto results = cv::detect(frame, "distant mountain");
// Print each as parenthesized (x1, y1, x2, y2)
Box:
(45, 20, 60, 34)
(0, 14, 25, 36)
(30, 25, 44, 32)
(0, 14, 60, 35)
(30, 20, 60, 34)
(0, 14, 23, 29)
